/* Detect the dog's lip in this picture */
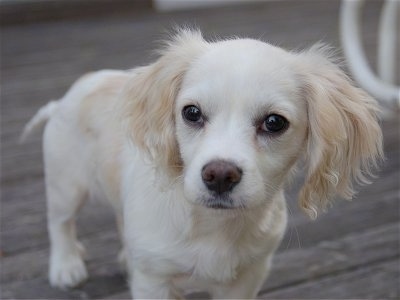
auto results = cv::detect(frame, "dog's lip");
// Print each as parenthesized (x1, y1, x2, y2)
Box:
(202, 195, 242, 210)
(205, 202, 235, 209)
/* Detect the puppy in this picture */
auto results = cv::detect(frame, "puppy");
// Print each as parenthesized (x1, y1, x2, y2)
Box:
(22, 29, 383, 298)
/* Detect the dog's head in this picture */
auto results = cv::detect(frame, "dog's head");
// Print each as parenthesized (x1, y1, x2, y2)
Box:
(124, 29, 383, 218)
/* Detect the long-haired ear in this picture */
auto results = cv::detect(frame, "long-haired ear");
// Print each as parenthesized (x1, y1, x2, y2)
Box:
(121, 29, 208, 176)
(296, 45, 384, 219)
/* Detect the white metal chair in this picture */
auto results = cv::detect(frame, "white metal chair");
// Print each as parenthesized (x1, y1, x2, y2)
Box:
(340, 0, 400, 109)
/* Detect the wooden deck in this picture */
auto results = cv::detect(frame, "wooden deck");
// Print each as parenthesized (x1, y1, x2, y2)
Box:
(1, 0, 399, 299)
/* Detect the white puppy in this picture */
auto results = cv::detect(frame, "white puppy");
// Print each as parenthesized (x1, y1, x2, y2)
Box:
(22, 29, 383, 298)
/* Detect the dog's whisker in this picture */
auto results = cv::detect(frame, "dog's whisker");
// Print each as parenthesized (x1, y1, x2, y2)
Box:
(284, 204, 302, 250)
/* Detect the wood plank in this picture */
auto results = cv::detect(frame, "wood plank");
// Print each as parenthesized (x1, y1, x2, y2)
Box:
(280, 171, 399, 250)
(3, 222, 398, 299)
(0, 0, 152, 26)
(1, 274, 127, 300)
(263, 222, 399, 292)
(2, 0, 381, 73)
(261, 260, 399, 299)
(0, 0, 383, 69)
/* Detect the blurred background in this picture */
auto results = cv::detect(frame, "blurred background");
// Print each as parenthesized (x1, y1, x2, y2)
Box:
(1, 0, 399, 299)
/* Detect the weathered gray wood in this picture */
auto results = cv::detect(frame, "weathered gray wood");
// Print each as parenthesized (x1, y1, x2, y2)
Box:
(0, 0, 152, 25)
(263, 222, 400, 292)
(1, 229, 121, 284)
(3, 222, 398, 299)
(261, 260, 399, 299)
(1, 0, 398, 299)
(1, 194, 117, 255)
(1, 274, 128, 300)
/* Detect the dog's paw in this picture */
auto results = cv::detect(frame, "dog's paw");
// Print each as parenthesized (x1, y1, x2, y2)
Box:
(49, 253, 88, 289)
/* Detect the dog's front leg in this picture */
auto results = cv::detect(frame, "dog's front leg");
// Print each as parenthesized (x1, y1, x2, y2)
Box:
(210, 256, 272, 299)
(130, 268, 183, 299)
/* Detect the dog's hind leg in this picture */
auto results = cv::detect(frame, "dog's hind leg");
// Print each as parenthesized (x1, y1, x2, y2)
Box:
(46, 176, 89, 289)
(46, 180, 88, 289)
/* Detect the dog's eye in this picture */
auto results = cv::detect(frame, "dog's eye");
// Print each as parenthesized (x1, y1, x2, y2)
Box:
(260, 114, 288, 134)
(182, 105, 204, 125)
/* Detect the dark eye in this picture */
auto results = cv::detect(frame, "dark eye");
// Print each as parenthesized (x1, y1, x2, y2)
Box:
(260, 114, 288, 134)
(182, 105, 204, 125)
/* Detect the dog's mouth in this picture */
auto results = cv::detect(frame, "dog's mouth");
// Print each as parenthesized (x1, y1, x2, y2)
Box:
(202, 195, 243, 210)
(206, 201, 234, 209)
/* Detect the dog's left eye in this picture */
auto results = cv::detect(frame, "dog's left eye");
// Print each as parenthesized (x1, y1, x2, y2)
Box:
(182, 105, 204, 126)
(260, 114, 288, 134)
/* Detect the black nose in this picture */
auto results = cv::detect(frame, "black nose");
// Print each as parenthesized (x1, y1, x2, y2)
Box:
(201, 160, 242, 194)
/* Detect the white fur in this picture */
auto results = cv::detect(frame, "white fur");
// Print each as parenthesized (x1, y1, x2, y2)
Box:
(22, 30, 383, 298)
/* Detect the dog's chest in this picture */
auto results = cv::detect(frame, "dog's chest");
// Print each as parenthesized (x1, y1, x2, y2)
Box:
(186, 238, 244, 282)
(141, 231, 265, 287)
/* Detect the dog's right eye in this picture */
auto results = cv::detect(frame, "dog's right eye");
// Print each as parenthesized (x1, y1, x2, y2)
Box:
(182, 105, 204, 126)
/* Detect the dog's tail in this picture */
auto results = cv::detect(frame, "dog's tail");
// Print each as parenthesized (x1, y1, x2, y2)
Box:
(19, 100, 59, 143)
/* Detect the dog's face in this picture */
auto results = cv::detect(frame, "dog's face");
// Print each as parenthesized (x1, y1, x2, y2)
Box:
(175, 39, 308, 209)
(125, 30, 383, 217)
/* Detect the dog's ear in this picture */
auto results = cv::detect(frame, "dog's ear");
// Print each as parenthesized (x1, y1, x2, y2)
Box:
(122, 29, 207, 176)
(296, 45, 384, 219)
